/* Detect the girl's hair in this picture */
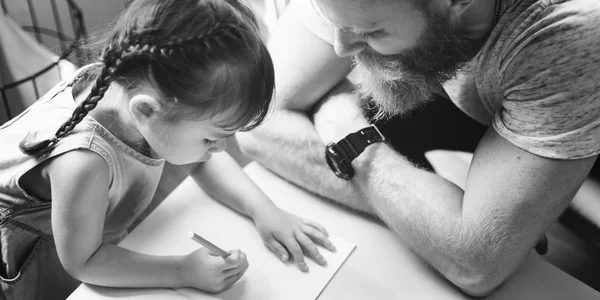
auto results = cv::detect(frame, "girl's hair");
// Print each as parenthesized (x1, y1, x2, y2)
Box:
(21, 0, 274, 155)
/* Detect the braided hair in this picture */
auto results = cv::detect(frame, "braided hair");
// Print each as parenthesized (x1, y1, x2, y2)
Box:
(21, 0, 274, 155)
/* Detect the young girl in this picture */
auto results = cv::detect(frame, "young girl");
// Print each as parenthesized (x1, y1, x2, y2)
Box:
(0, 0, 335, 299)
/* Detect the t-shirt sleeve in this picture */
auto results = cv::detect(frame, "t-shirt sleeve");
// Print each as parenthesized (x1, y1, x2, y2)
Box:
(290, 0, 335, 44)
(495, 6, 600, 160)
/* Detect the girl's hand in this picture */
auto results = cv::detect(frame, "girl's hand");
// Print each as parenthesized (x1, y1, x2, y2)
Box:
(253, 206, 336, 272)
(182, 248, 249, 293)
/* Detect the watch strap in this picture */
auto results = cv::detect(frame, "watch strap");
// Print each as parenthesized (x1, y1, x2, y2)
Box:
(337, 125, 385, 161)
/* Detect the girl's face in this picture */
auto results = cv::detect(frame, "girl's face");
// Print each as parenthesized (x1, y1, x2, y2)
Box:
(123, 82, 239, 165)
(143, 112, 236, 165)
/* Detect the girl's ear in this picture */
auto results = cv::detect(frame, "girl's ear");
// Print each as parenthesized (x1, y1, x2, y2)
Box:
(129, 94, 163, 126)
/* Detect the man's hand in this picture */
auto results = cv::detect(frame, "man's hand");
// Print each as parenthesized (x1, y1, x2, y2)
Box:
(313, 81, 371, 144)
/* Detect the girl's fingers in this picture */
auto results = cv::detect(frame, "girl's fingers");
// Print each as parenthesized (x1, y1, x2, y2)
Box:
(301, 224, 336, 252)
(302, 219, 329, 237)
(265, 237, 290, 262)
(295, 231, 327, 266)
(276, 233, 308, 272)
(223, 255, 249, 277)
(222, 269, 245, 290)
(197, 247, 228, 266)
(222, 250, 245, 271)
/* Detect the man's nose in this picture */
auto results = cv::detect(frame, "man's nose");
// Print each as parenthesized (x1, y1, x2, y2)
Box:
(333, 29, 367, 57)
(209, 139, 227, 153)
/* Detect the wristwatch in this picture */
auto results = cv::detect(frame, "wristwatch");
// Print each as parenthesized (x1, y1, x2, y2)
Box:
(325, 124, 386, 180)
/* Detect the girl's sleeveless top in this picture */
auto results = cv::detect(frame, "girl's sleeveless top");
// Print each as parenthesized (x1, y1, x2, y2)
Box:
(0, 68, 164, 299)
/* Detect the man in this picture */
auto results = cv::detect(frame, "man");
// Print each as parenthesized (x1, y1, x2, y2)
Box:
(237, 0, 600, 295)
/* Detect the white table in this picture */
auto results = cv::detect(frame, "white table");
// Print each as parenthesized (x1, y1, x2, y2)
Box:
(69, 162, 600, 299)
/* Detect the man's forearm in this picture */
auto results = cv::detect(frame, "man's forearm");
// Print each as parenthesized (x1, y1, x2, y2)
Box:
(351, 143, 508, 295)
(237, 110, 373, 213)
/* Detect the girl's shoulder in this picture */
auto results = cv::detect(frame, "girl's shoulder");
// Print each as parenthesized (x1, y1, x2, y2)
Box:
(16, 147, 110, 204)
(45, 149, 110, 200)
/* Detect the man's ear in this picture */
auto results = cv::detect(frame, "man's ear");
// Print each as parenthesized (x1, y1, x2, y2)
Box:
(446, 0, 475, 19)
(129, 94, 163, 127)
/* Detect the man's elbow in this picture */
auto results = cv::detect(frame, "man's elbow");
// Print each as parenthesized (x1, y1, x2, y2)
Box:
(450, 264, 508, 297)
(454, 272, 501, 297)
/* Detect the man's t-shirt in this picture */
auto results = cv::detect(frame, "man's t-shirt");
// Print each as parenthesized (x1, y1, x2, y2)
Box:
(292, 0, 600, 160)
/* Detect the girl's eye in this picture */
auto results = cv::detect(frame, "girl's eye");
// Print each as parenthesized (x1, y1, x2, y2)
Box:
(205, 139, 218, 145)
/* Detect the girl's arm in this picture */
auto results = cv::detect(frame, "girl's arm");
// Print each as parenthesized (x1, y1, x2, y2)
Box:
(190, 152, 335, 272)
(47, 150, 247, 292)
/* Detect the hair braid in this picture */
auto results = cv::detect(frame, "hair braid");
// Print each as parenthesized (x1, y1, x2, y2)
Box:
(20, 45, 124, 155)
(106, 21, 225, 62)
(151, 21, 224, 58)
(21, 10, 250, 156)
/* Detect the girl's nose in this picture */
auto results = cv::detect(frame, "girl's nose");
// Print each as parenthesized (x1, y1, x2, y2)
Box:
(209, 138, 227, 153)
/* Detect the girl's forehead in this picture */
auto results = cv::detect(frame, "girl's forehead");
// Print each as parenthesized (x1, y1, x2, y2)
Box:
(210, 120, 240, 136)
(204, 112, 239, 135)
(210, 127, 237, 139)
(177, 117, 236, 136)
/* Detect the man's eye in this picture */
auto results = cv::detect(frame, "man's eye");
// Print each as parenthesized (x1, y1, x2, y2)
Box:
(362, 31, 385, 39)
(205, 139, 217, 145)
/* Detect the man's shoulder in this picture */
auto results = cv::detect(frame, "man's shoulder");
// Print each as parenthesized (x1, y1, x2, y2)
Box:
(489, 0, 600, 77)
(480, 0, 600, 160)
(498, 0, 600, 48)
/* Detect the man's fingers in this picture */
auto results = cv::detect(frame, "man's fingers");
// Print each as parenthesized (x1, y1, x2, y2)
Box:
(301, 224, 336, 252)
(296, 231, 327, 266)
(302, 219, 329, 237)
(265, 238, 290, 262)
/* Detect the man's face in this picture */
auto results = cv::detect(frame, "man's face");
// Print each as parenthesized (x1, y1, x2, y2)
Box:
(316, 0, 471, 119)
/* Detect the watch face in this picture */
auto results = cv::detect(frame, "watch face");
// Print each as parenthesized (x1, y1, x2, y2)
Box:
(325, 143, 354, 180)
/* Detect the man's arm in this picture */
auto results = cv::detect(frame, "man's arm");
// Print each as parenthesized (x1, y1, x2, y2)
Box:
(236, 4, 373, 212)
(349, 128, 595, 296)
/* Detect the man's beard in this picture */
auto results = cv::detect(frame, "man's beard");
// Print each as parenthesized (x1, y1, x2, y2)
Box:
(355, 11, 470, 120)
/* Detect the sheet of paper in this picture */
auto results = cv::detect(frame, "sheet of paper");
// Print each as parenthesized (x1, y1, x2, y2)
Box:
(175, 235, 354, 300)
(68, 284, 190, 300)
(154, 190, 356, 300)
